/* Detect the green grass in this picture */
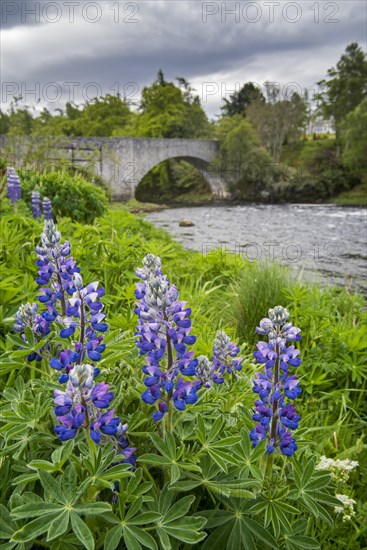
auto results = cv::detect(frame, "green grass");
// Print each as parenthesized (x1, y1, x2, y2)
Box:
(330, 181, 367, 206)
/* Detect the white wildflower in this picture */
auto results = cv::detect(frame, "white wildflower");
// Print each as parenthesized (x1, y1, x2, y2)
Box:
(335, 494, 356, 522)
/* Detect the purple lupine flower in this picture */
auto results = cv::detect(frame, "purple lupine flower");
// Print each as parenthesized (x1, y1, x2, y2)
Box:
(54, 364, 124, 444)
(6, 167, 21, 205)
(31, 191, 41, 219)
(135, 254, 199, 421)
(13, 302, 51, 362)
(54, 404, 85, 441)
(249, 306, 302, 457)
(42, 197, 53, 220)
(211, 330, 243, 383)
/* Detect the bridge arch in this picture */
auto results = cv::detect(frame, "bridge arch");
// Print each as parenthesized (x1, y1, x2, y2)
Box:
(108, 138, 226, 200)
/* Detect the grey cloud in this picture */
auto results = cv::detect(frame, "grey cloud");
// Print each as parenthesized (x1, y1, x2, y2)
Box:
(1, 0, 366, 117)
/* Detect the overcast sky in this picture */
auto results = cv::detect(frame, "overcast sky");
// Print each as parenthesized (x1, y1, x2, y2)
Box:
(1, 0, 366, 118)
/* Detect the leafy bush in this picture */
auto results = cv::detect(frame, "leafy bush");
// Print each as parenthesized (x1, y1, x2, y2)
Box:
(19, 169, 108, 223)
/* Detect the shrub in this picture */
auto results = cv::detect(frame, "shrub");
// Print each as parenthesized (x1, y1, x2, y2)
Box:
(19, 169, 108, 223)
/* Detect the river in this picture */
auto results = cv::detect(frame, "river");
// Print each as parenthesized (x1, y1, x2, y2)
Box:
(145, 204, 367, 294)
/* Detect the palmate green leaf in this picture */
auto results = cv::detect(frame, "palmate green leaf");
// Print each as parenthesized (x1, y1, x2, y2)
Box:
(286, 535, 320, 549)
(70, 511, 94, 550)
(210, 436, 243, 448)
(162, 517, 207, 544)
(312, 501, 334, 527)
(104, 524, 123, 550)
(138, 453, 172, 466)
(47, 511, 70, 541)
(207, 448, 230, 472)
(62, 465, 78, 503)
(11, 502, 63, 519)
(12, 472, 39, 486)
(198, 510, 234, 530)
(74, 503, 112, 516)
(312, 492, 343, 507)
(163, 495, 195, 523)
(51, 439, 75, 468)
(158, 486, 173, 516)
(98, 463, 132, 481)
(196, 414, 206, 445)
(124, 525, 158, 550)
(165, 431, 176, 459)
(149, 433, 173, 459)
(201, 522, 234, 550)
(208, 417, 223, 442)
(170, 479, 202, 492)
(157, 527, 171, 550)
(11, 513, 60, 542)
(124, 497, 143, 522)
(129, 512, 162, 525)
(170, 464, 180, 484)
(0, 504, 17, 538)
(245, 517, 278, 548)
(38, 470, 66, 503)
(122, 527, 142, 550)
(301, 458, 316, 487)
(27, 459, 56, 472)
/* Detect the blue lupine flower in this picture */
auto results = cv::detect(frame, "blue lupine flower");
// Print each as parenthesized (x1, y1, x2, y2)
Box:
(211, 330, 243, 383)
(13, 302, 51, 362)
(13, 221, 136, 464)
(54, 404, 85, 441)
(134, 254, 199, 421)
(42, 197, 53, 220)
(31, 191, 41, 218)
(7, 167, 21, 205)
(54, 364, 123, 444)
(250, 306, 302, 457)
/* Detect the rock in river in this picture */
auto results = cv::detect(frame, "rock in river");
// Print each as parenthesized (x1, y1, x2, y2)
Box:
(179, 219, 195, 227)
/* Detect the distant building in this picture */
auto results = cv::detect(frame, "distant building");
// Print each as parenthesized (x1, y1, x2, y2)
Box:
(307, 117, 335, 135)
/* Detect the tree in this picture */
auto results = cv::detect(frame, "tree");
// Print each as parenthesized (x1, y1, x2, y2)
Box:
(72, 95, 132, 137)
(222, 82, 265, 117)
(247, 93, 308, 161)
(317, 43, 367, 153)
(213, 115, 274, 198)
(130, 71, 212, 139)
(341, 98, 367, 180)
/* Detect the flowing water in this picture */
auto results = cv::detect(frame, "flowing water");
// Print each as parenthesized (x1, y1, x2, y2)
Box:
(145, 204, 367, 294)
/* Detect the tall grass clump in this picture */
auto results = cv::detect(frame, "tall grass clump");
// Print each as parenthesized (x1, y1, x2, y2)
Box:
(224, 261, 295, 345)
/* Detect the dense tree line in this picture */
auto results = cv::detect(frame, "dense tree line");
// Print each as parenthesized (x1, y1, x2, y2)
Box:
(1, 43, 366, 202)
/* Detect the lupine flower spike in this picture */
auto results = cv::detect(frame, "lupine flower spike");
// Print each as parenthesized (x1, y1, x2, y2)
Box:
(211, 330, 242, 384)
(14, 219, 136, 465)
(53, 363, 134, 458)
(195, 331, 242, 388)
(249, 306, 302, 461)
(42, 196, 53, 220)
(7, 167, 21, 205)
(31, 191, 42, 218)
(135, 254, 199, 422)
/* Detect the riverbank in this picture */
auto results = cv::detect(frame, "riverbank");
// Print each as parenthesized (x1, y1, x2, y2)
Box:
(328, 181, 367, 206)
(111, 182, 367, 213)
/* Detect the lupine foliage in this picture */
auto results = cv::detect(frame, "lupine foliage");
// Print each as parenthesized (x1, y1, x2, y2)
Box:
(0, 206, 366, 550)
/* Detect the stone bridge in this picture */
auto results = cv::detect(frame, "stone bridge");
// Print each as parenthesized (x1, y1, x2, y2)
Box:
(0, 136, 227, 200)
